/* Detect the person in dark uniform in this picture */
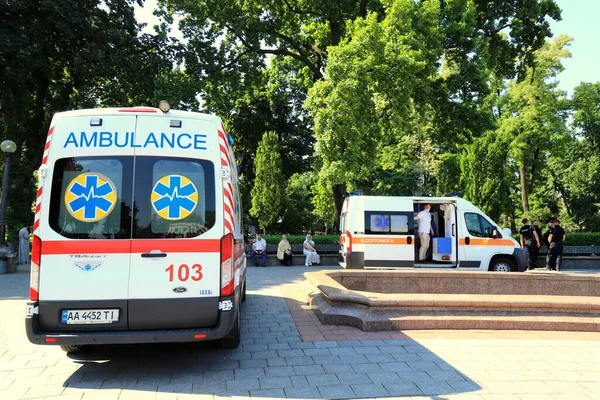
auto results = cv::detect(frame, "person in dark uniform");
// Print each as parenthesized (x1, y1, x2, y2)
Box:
(546, 219, 566, 272)
(532, 220, 543, 268)
(519, 218, 540, 271)
(542, 219, 554, 269)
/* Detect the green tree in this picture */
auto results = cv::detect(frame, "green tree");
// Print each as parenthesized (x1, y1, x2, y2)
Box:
(250, 131, 284, 232)
(496, 35, 571, 214)
(547, 82, 600, 230)
(0, 0, 171, 236)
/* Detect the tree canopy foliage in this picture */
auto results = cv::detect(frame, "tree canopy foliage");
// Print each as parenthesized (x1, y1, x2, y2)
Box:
(3, 0, 599, 237)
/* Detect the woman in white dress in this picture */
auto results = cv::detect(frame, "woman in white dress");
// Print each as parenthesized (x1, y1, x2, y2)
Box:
(303, 234, 320, 266)
(18, 225, 30, 264)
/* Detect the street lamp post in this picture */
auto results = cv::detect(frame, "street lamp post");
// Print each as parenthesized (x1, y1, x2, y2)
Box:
(0, 140, 17, 246)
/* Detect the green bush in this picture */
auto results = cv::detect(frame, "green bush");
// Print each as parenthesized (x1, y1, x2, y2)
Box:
(262, 234, 340, 245)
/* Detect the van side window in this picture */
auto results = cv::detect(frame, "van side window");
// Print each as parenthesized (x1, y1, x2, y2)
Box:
(365, 211, 413, 234)
(133, 157, 216, 239)
(464, 212, 495, 238)
(49, 157, 133, 239)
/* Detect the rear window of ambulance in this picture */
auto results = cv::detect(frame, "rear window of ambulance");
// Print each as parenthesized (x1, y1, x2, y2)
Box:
(49, 156, 216, 239)
(133, 157, 216, 239)
(49, 157, 133, 239)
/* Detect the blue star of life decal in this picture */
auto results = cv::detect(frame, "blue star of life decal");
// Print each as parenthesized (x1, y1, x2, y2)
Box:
(65, 173, 117, 222)
(151, 175, 198, 221)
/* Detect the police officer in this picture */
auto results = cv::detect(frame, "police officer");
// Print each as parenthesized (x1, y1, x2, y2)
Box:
(532, 220, 543, 268)
(519, 218, 540, 271)
(546, 219, 566, 272)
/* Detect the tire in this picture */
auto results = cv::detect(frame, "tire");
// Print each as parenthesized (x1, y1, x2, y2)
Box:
(489, 257, 515, 272)
(241, 279, 247, 302)
(220, 309, 241, 349)
(60, 345, 83, 353)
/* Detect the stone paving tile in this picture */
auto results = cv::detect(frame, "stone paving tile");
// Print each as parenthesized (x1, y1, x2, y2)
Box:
(249, 388, 286, 399)
(335, 373, 372, 385)
(258, 376, 294, 390)
(263, 366, 294, 378)
(383, 382, 423, 396)
(233, 368, 265, 380)
(415, 381, 455, 395)
(317, 384, 357, 399)
(284, 386, 322, 398)
(351, 363, 384, 374)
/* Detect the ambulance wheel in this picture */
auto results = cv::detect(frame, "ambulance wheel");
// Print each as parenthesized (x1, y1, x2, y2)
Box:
(220, 309, 241, 349)
(489, 257, 514, 272)
(60, 345, 83, 353)
(241, 279, 247, 302)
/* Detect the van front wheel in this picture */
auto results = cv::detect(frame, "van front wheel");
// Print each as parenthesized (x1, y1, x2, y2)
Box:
(489, 257, 514, 272)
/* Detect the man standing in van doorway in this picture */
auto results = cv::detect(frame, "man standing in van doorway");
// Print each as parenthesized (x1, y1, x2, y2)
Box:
(417, 204, 434, 262)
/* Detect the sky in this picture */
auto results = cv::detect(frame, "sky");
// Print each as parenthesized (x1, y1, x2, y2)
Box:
(549, 0, 600, 96)
(134, 0, 599, 97)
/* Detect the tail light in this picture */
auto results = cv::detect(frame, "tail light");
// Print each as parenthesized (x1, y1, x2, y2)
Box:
(30, 235, 41, 301)
(346, 230, 353, 253)
(220, 233, 234, 296)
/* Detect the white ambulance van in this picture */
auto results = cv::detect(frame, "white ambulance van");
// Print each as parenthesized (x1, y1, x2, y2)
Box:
(339, 195, 526, 272)
(25, 104, 246, 352)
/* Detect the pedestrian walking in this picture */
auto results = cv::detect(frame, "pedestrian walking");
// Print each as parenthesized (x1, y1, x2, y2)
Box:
(546, 219, 566, 272)
(519, 218, 540, 271)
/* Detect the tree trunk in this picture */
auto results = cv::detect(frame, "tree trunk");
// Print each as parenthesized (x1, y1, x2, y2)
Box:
(329, 19, 341, 46)
(520, 162, 529, 213)
(333, 183, 346, 233)
(359, 0, 368, 17)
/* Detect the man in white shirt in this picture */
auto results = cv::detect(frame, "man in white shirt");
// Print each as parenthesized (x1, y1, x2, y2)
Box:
(251, 233, 267, 267)
(416, 204, 434, 262)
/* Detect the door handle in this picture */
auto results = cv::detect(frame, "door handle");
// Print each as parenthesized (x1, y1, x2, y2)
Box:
(141, 252, 167, 258)
(407, 236, 412, 245)
(465, 237, 470, 245)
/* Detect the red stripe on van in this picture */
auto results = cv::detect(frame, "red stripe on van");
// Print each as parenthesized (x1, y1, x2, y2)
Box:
(219, 144, 230, 167)
(43, 241, 131, 254)
(33, 220, 40, 232)
(42, 239, 220, 255)
(131, 239, 220, 253)
(224, 220, 233, 234)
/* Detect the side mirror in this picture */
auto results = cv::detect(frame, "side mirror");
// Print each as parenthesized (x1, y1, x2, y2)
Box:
(501, 228, 512, 238)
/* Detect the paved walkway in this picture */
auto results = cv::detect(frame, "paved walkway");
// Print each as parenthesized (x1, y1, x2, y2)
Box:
(1, 264, 600, 399)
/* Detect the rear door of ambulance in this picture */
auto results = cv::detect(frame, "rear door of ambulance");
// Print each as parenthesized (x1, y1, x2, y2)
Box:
(37, 112, 135, 332)
(360, 198, 415, 268)
(128, 114, 222, 330)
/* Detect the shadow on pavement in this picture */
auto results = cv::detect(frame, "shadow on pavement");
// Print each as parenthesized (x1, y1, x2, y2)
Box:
(60, 293, 482, 399)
